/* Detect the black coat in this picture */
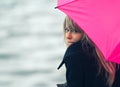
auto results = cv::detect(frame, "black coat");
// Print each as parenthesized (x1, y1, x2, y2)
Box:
(57, 41, 120, 87)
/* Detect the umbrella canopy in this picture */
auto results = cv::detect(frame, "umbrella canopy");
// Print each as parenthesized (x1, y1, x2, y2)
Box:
(56, 0, 120, 64)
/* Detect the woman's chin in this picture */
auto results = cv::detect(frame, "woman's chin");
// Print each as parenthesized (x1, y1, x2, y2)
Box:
(67, 43, 73, 47)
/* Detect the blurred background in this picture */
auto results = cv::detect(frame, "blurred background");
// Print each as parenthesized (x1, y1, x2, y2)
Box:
(0, 0, 66, 87)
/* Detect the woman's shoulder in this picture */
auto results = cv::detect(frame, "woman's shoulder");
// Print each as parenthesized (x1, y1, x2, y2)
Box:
(63, 41, 96, 65)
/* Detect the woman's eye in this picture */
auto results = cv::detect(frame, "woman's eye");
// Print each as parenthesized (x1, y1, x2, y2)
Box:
(65, 28, 78, 33)
(72, 30, 78, 33)
(65, 29, 70, 32)
(70, 29, 78, 33)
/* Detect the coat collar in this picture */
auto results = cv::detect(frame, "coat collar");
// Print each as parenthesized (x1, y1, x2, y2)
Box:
(57, 41, 82, 70)
(57, 40, 95, 70)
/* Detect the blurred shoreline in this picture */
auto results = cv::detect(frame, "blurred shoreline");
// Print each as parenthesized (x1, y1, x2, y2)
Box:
(0, 0, 66, 87)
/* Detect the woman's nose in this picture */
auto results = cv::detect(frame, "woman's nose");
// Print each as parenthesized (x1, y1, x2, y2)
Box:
(66, 32, 72, 39)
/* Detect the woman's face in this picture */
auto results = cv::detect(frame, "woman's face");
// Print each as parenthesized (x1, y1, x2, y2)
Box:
(64, 27, 83, 47)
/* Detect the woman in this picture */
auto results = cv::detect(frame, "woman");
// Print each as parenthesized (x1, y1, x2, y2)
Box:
(57, 16, 120, 87)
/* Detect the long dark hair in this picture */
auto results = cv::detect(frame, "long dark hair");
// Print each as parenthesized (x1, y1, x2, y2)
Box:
(63, 16, 117, 87)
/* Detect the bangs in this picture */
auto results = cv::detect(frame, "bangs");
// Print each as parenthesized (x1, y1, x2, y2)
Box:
(64, 16, 84, 33)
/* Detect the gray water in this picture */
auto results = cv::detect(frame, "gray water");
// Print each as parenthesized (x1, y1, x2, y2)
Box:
(0, 0, 66, 87)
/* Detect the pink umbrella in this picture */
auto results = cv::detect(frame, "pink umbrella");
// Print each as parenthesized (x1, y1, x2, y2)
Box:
(56, 0, 120, 64)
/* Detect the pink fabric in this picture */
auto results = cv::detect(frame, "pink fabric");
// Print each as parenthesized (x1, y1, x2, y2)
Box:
(57, 0, 120, 64)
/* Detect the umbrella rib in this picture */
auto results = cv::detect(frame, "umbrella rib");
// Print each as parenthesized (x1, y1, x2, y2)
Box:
(55, 0, 77, 8)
